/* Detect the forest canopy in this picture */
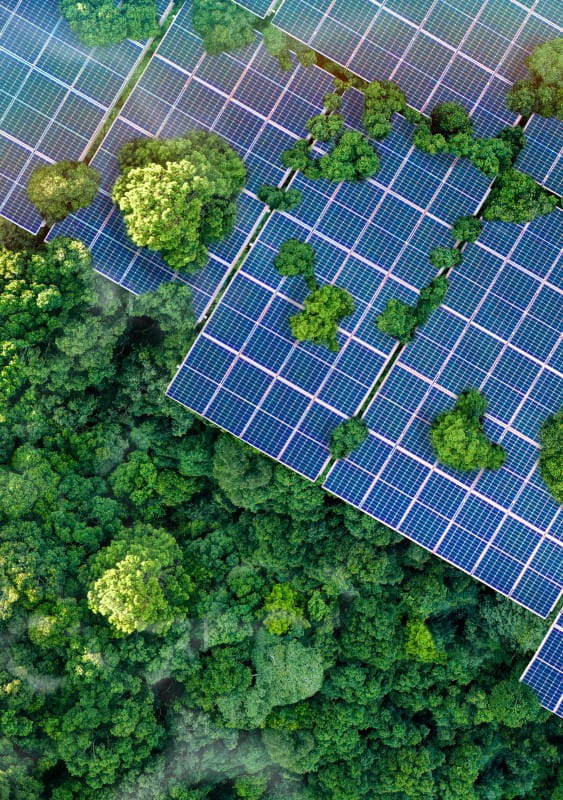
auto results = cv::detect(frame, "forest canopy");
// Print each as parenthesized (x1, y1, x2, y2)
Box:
(59, 0, 159, 46)
(112, 131, 247, 273)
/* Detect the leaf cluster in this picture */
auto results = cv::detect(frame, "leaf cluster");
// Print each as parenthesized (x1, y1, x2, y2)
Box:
(60, 0, 158, 46)
(362, 80, 408, 139)
(27, 160, 100, 226)
(507, 38, 563, 119)
(290, 284, 354, 351)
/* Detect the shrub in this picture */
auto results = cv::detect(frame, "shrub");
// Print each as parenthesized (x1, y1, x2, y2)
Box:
(430, 388, 506, 472)
(273, 239, 317, 289)
(330, 417, 369, 459)
(482, 169, 558, 224)
(362, 80, 407, 140)
(60, 0, 158, 46)
(192, 0, 255, 55)
(27, 161, 100, 225)
(0, 219, 40, 251)
(376, 298, 417, 344)
(305, 114, 345, 142)
(323, 92, 343, 112)
(257, 184, 302, 211)
(318, 131, 380, 182)
(290, 285, 354, 351)
(431, 102, 473, 137)
(415, 275, 449, 326)
(451, 216, 483, 243)
(429, 247, 462, 269)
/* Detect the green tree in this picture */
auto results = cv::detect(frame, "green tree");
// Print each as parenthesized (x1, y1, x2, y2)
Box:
(263, 583, 306, 635)
(376, 298, 418, 344)
(305, 114, 345, 142)
(482, 169, 558, 223)
(451, 215, 483, 243)
(318, 131, 380, 182)
(27, 160, 100, 225)
(362, 80, 407, 139)
(507, 38, 563, 119)
(123, 0, 159, 40)
(415, 275, 449, 326)
(0, 218, 40, 251)
(60, 0, 127, 45)
(538, 409, 562, 503)
(273, 239, 317, 289)
(257, 184, 302, 211)
(430, 388, 506, 471)
(112, 131, 246, 272)
(192, 0, 256, 55)
(429, 246, 462, 269)
(330, 417, 369, 459)
(323, 92, 343, 112)
(262, 24, 293, 71)
(431, 102, 473, 136)
(290, 284, 354, 351)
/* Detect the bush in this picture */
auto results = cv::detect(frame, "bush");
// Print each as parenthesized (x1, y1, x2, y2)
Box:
(362, 80, 407, 140)
(376, 298, 417, 344)
(451, 216, 483, 243)
(431, 102, 473, 136)
(257, 184, 302, 211)
(112, 131, 246, 273)
(273, 239, 317, 289)
(323, 92, 343, 112)
(430, 388, 506, 472)
(507, 38, 563, 119)
(318, 131, 380, 182)
(290, 284, 354, 351)
(192, 0, 255, 55)
(60, 0, 158, 46)
(330, 417, 369, 459)
(27, 161, 100, 225)
(482, 169, 558, 223)
(262, 24, 292, 70)
(305, 114, 345, 142)
(429, 247, 462, 269)
(538, 410, 562, 503)
(415, 275, 449, 326)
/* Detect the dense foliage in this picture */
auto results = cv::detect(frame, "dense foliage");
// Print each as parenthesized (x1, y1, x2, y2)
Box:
(112, 131, 246, 273)
(507, 37, 563, 119)
(257, 184, 302, 211)
(27, 160, 100, 226)
(290, 284, 354, 350)
(192, 0, 256, 55)
(330, 417, 369, 459)
(538, 409, 563, 503)
(1, 236, 562, 800)
(430, 389, 506, 472)
(451, 215, 483, 243)
(429, 246, 462, 269)
(0, 218, 40, 251)
(376, 276, 449, 344)
(482, 169, 558, 223)
(273, 239, 317, 290)
(60, 0, 159, 46)
(362, 80, 407, 139)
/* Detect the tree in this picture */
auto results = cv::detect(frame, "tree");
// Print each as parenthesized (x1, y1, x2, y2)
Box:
(263, 583, 306, 635)
(262, 24, 293, 71)
(27, 161, 100, 225)
(330, 417, 369, 459)
(451, 216, 483, 243)
(482, 169, 558, 223)
(192, 0, 256, 55)
(112, 131, 246, 272)
(318, 131, 380, 182)
(123, 0, 159, 41)
(323, 92, 342, 112)
(87, 525, 193, 634)
(290, 284, 354, 351)
(362, 80, 407, 139)
(431, 102, 473, 137)
(273, 239, 317, 289)
(430, 388, 506, 471)
(60, 0, 159, 46)
(0, 218, 40, 251)
(429, 247, 462, 269)
(257, 184, 302, 211)
(376, 298, 417, 344)
(507, 38, 563, 119)
(305, 114, 345, 142)
(538, 409, 562, 503)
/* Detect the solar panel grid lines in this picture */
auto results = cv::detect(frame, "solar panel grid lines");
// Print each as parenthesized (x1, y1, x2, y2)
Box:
(233, 0, 279, 16)
(323, 208, 563, 617)
(0, 0, 147, 231)
(521, 610, 563, 717)
(517, 114, 563, 197)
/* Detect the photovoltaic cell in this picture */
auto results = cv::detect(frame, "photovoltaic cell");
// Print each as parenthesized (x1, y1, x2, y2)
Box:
(517, 114, 563, 196)
(167, 87, 492, 479)
(521, 612, 563, 717)
(0, 0, 145, 232)
(274, 0, 562, 136)
(234, 0, 278, 16)
(324, 209, 563, 617)
(51, 4, 330, 320)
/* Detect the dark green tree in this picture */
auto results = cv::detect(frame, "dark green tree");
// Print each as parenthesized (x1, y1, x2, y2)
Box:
(482, 169, 558, 223)
(431, 102, 473, 136)
(507, 38, 563, 119)
(290, 284, 354, 351)
(27, 160, 100, 225)
(192, 0, 256, 55)
(330, 417, 369, 459)
(318, 131, 380, 182)
(273, 239, 317, 289)
(257, 184, 302, 211)
(0, 218, 40, 251)
(429, 247, 462, 269)
(362, 80, 407, 139)
(430, 388, 506, 471)
(451, 215, 483, 243)
(538, 409, 562, 503)
(305, 114, 345, 142)
(60, 0, 158, 46)
(376, 298, 417, 344)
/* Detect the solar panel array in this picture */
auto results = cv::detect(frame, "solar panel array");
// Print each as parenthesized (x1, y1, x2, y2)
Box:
(52, 4, 333, 320)
(274, 0, 562, 137)
(234, 0, 279, 17)
(325, 208, 563, 617)
(517, 114, 563, 196)
(0, 0, 145, 232)
(167, 86, 492, 479)
(522, 611, 563, 717)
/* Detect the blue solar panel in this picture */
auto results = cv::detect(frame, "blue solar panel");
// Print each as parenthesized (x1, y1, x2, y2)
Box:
(50, 4, 332, 320)
(167, 87, 496, 478)
(234, 0, 277, 16)
(517, 115, 563, 196)
(274, 0, 561, 136)
(324, 209, 563, 617)
(0, 0, 145, 232)
(521, 612, 563, 717)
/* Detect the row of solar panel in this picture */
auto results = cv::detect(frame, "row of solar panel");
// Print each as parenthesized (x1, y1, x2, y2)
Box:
(521, 611, 563, 718)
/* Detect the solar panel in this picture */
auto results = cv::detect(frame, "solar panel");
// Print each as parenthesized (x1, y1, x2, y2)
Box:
(233, 0, 278, 16)
(324, 208, 563, 617)
(50, 4, 332, 319)
(516, 115, 563, 196)
(521, 611, 563, 717)
(274, 0, 562, 137)
(167, 87, 494, 479)
(0, 0, 145, 232)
